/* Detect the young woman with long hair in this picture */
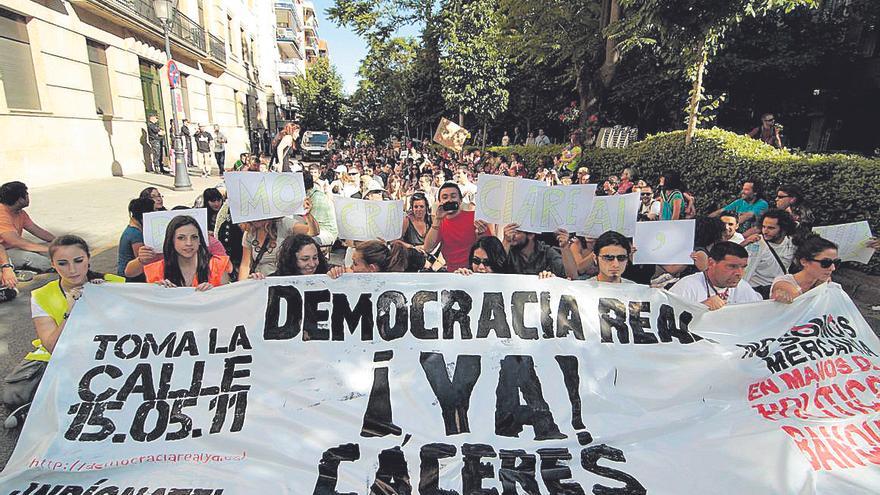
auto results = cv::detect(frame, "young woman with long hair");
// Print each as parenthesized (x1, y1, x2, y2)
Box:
(272, 122, 301, 172)
(771, 235, 839, 303)
(328, 240, 409, 278)
(454, 237, 513, 276)
(201, 187, 224, 232)
(32, 235, 125, 353)
(144, 215, 231, 290)
(659, 170, 685, 221)
(250, 234, 329, 278)
(238, 202, 317, 279)
(400, 193, 432, 249)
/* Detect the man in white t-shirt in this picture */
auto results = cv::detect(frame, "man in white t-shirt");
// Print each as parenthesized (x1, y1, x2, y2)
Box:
(719, 210, 745, 244)
(742, 209, 796, 298)
(456, 168, 477, 206)
(669, 241, 762, 310)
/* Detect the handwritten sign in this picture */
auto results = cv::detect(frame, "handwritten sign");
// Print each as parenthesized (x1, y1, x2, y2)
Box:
(474, 174, 596, 233)
(432, 117, 470, 152)
(633, 219, 696, 265)
(813, 221, 876, 264)
(224, 172, 307, 223)
(333, 197, 405, 241)
(141, 208, 209, 251)
(581, 192, 640, 238)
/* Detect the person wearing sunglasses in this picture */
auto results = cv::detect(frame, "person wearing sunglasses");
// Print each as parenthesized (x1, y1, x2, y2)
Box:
(588, 231, 634, 284)
(747, 113, 783, 149)
(770, 236, 839, 304)
(454, 237, 513, 276)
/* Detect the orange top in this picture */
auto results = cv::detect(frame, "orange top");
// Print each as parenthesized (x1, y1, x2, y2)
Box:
(144, 255, 230, 287)
(0, 205, 33, 247)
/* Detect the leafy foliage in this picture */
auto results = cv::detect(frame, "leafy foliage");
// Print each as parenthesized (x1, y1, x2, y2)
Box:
(290, 58, 348, 136)
(439, 0, 510, 124)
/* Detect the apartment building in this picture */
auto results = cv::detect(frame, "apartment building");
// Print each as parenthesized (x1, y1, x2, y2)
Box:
(0, 0, 284, 187)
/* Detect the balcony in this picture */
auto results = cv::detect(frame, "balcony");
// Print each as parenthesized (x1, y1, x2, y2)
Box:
(70, 0, 206, 57)
(278, 59, 306, 79)
(275, 0, 303, 30)
(277, 27, 302, 59)
(205, 32, 226, 69)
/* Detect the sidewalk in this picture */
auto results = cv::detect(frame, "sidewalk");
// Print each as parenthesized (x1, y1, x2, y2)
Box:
(26, 172, 223, 253)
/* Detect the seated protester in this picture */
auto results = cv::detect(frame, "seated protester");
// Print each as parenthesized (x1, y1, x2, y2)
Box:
(771, 235, 839, 304)
(232, 152, 250, 171)
(719, 210, 745, 244)
(238, 204, 318, 280)
(709, 178, 768, 233)
(250, 234, 329, 279)
(32, 235, 125, 354)
(139, 187, 167, 211)
(144, 215, 231, 290)
(502, 223, 565, 278)
(742, 209, 797, 299)
(1, 244, 18, 302)
(774, 184, 814, 239)
(202, 188, 224, 232)
(423, 182, 492, 271)
(455, 237, 513, 275)
(669, 241, 762, 310)
(572, 231, 635, 284)
(0, 181, 56, 273)
(213, 202, 245, 272)
(117, 198, 155, 281)
(328, 240, 409, 278)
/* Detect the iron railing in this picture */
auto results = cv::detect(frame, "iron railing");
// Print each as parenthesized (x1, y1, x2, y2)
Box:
(104, 0, 206, 52)
(207, 32, 226, 64)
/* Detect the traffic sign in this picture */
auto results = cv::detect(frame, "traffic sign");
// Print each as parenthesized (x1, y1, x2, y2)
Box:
(167, 60, 181, 88)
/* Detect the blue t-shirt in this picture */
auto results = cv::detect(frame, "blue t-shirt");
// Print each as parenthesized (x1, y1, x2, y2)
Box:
(723, 198, 769, 231)
(117, 225, 144, 276)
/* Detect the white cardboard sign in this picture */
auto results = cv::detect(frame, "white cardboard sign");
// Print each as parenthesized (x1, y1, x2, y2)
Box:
(141, 208, 209, 251)
(633, 219, 696, 265)
(333, 197, 405, 241)
(224, 171, 307, 223)
(813, 221, 876, 264)
(580, 192, 640, 238)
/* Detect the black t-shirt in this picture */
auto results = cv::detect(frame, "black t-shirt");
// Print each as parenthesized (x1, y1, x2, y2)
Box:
(194, 131, 213, 153)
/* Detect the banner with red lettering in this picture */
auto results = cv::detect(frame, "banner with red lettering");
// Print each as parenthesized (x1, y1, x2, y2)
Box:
(1, 276, 878, 494)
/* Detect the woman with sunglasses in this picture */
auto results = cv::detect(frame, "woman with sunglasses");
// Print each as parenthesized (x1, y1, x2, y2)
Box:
(454, 237, 512, 275)
(771, 235, 839, 303)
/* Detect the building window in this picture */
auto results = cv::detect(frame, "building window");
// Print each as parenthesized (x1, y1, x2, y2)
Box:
(205, 81, 213, 124)
(180, 73, 191, 119)
(86, 40, 113, 116)
(227, 15, 234, 58)
(0, 9, 41, 110)
(233, 89, 241, 125)
(240, 28, 248, 64)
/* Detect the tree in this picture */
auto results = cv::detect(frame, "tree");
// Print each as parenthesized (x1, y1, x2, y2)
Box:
(609, 0, 819, 144)
(290, 58, 348, 136)
(439, 0, 509, 146)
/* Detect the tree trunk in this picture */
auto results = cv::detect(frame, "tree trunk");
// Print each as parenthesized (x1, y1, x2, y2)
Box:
(481, 121, 488, 151)
(685, 41, 709, 146)
(459, 110, 464, 127)
(578, 0, 621, 122)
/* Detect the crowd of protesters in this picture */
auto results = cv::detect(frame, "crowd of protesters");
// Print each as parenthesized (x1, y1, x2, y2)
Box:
(1, 136, 879, 374)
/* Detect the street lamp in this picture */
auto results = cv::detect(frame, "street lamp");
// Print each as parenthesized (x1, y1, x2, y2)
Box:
(153, 0, 192, 191)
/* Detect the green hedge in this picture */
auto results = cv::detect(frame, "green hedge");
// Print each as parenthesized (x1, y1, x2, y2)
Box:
(490, 128, 880, 273)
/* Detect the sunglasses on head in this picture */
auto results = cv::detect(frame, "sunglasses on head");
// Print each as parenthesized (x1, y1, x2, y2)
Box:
(471, 256, 491, 266)
(599, 254, 629, 262)
(810, 258, 841, 269)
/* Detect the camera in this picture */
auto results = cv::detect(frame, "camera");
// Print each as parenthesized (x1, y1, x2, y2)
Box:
(441, 201, 460, 212)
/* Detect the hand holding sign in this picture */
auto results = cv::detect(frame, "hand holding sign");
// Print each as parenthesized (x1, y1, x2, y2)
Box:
(333, 197, 405, 242)
(812, 221, 876, 264)
(142, 209, 209, 251)
(633, 220, 695, 265)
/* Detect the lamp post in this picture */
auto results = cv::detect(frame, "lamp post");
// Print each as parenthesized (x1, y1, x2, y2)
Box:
(153, 0, 191, 191)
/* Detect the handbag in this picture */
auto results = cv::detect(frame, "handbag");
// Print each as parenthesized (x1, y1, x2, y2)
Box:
(2, 358, 47, 410)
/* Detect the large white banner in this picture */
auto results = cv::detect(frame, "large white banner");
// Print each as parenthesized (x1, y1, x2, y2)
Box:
(475, 174, 597, 233)
(333, 197, 405, 241)
(2, 277, 879, 494)
(224, 171, 307, 223)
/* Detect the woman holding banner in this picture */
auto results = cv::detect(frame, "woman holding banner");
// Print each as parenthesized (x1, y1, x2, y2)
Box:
(328, 240, 409, 278)
(771, 235, 839, 303)
(32, 235, 124, 353)
(454, 237, 512, 275)
(144, 216, 231, 290)
(238, 200, 318, 280)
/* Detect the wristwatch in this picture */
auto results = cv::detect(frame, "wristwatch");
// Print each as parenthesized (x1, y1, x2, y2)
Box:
(0, 263, 13, 270)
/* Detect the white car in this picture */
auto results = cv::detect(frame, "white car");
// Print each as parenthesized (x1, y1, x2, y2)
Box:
(301, 131, 331, 161)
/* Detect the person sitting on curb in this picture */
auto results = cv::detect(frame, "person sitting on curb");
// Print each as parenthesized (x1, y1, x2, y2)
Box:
(669, 241, 762, 310)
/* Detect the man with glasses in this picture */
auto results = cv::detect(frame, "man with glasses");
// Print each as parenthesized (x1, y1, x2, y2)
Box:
(774, 184, 814, 237)
(587, 231, 634, 283)
(670, 241, 761, 310)
(748, 113, 783, 148)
